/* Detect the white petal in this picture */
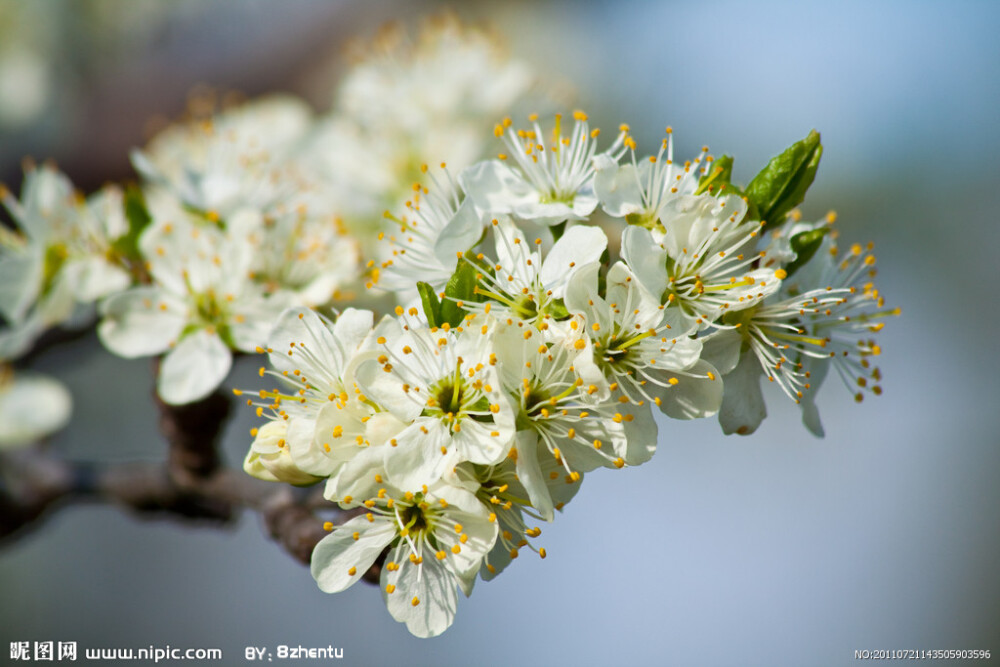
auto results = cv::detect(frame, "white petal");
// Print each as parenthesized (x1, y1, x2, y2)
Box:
(563, 262, 610, 333)
(459, 160, 531, 216)
(621, 226, 668, 297)
(539, 225, 607, 294)
(382, 558, 458, 638)
(433, 197, 484, 268)
(449, 416, 512, 466)
(97, 287, 186, 358)
(284, 414, 339, 477)
(384, 420, 454, 491)
(157, 329, 232, 405)
(336, 307, 376, 346)
(594, 156, 644, 218)
(355, 358, 422, 423)
(513, 431, 554, 521)
(327, 446, 387, 503)
(606, 262, 662, 329)
(0, 248, 42, 323)
(268, 307, 338, 375)
(799, 357, 829, 438)
(0, 373, 72, 447)
(311, 515, 395, 594)
(63, 257, 131, 303)
(700, 330, 743, 375)
(0, 315, 44, 360)
(511, 199, 585, 226)
(656, 360, 725, 420)
(622, 401, 658, 465)
(718, 352, 767, 435)
(229, 295, 288, 353)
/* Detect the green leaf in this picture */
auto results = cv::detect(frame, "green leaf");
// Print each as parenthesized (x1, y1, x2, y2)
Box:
(784, 227, 829, 278)
(746, 130, 823, 231)
(544, 298, 570, 320)
(440, 259, 479, 327)
(695, 155, 734, 195)
(111, 184, 152, 260)
(596, 247, 610, 299)
(416, 282, 442, 328)
(550, 220, 568, 243)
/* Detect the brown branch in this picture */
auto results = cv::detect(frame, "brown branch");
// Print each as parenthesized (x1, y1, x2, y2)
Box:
(0, 449, 338, 569)
(0, 367, 384, 580)
(152, 374, 231, 483)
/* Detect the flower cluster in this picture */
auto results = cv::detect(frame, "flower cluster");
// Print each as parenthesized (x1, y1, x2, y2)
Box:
(0, 11, 897, 641)
(1, 16, 550, 408)
(241, 114, 896, 636)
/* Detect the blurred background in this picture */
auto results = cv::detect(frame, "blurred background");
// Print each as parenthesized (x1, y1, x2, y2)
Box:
(1, 1, 998, 665)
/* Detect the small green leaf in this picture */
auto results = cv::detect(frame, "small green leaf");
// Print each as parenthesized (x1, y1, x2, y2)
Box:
(784, 227, 829, 278)
(550, 221, 568, 243)
(111, 184, 153, 260)
(416, 282, 442, 328)
(596, 247, 610, 299)
(440, 259, 479, 327)
(544, 298, 570, 320)
(746, 130, 822, 231)
(695, 155, 734, 195)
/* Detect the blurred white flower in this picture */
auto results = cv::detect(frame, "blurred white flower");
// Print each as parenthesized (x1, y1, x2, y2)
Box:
(0, 165, 132, 357)
(0, 365, 72, 448)
(0, 45, 52, 128)
(132, 95, 316, 221)
(98, 217, 290, 404)
(303, 15, 546, 249)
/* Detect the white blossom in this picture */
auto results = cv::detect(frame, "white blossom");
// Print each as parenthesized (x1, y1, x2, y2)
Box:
(311, 480, 497, 638)
(0, 165, 131, 354)
(98, 217, 290, 404)
(0, 365, 72, 448)
(593, 128, 710, 240)
(461, 111, 627, 226)
(621, 194, 782, 333)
